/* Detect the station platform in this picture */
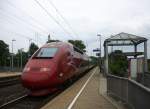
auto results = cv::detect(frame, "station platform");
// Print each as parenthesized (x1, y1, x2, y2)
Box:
(41, 67, 127, 109)
(0, 72, 21, 77)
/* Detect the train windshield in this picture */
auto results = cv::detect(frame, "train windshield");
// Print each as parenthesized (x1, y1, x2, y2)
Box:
(33, 47, 58, 59)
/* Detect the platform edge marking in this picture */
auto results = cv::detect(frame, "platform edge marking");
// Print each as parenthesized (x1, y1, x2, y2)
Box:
(67, 67, 98, 109)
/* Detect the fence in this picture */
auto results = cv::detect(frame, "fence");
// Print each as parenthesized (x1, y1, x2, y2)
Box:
(107, 74, 150, 109)
(144, 73, 150, 88)
(0, 66, 22, 72)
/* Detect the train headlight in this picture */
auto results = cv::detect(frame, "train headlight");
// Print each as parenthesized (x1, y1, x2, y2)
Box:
(23, 67, 30, 72)
(59, 73, 63, 77)
(40, 67, 50, 72)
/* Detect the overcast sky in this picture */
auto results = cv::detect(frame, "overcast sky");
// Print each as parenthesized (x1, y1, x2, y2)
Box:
(0, 0, 150, 57)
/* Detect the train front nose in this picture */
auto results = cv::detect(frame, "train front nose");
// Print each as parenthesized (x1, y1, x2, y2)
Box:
(21, 67, 52, 89)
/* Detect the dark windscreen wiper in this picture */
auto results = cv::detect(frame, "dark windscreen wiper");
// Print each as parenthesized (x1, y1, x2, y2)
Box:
(32, 57, 53, 59)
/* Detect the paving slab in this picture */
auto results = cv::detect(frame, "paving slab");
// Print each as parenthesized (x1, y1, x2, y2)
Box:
(41, 67, 127, 109)
(70, 69, 116, 109)
(0, 72, 21, 77)
(41, 68, 97, 109)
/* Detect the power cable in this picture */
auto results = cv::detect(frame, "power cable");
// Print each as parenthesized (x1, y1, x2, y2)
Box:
(0, 7, 48, 36)
(0, 27, 37, 43)
(5, 0, 54, 36)
(0, 8, 48, 41)
(34, 0, 75, 39)
(47, 0, 79, 39)
(0, 16, 44, 45)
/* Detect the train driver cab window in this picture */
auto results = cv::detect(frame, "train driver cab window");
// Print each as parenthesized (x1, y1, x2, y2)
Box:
(33, 47, 58, 59)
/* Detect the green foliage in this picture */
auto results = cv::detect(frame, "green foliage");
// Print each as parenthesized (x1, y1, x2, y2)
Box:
(90, 56, 98, 65)
(0, 40, 38, 68)
(14, 50, 28, 67)
(109, 50, 128, 77)
(0, 40, 10, 66)
(68, 40, 86, 51)
(29, 43, 39, 56)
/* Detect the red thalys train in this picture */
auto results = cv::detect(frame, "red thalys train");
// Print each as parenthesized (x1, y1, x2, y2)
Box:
(21, 42, 91, 96)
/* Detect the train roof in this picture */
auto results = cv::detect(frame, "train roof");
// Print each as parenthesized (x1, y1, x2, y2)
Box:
(42, 42, 71, 48)
(42, 41, 89, 57)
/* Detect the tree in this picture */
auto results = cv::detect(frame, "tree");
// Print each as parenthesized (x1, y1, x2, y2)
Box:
(0, 40, 10, 66)
(109, 50, 128, 77)
(28, 43, 39, 56)
(14, 50, 28, 68)
(68, 40, 86, 51)
(90, 56, 98, 65)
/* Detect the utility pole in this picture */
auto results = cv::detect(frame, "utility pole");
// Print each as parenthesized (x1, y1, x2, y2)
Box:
(11, 39, 16, 71)
(7, 57, 11, 71)
(28, 39, 32, 57)
(20, 48, 24, 70)
(97, 34, 101, 72)
(48, 34, 51, 42)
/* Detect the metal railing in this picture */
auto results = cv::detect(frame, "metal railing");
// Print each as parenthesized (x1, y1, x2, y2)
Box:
(143, 73, 150, 88)
(107, 74, 150, 109)
(0, 66, 22, 72)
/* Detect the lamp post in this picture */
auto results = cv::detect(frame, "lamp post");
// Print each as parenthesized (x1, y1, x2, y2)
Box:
(11, 39, 16, 71)
(20, 48, 24, 70)
(28, 39, 32, 57)
(7, 57, 11, 71)
(97, 34, 101, 72)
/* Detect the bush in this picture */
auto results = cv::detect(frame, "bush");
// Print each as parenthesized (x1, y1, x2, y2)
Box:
(109, 50, 128, 77)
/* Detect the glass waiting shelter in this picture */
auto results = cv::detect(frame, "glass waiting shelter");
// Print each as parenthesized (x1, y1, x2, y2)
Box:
(103, 32, 148, 77)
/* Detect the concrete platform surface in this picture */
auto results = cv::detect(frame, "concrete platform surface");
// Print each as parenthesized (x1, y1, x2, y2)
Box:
(0, 72, 21, 77)
(69, 68, 116, 109)
(41, 67, 125, 109)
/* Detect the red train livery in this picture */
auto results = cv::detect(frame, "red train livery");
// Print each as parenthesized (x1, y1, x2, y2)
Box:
(21, 42, 90, 96)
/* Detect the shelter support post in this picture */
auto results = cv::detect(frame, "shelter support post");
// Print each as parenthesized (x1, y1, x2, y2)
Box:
(104, 43, 109, 74)
(144, 41, 148, 73)
(134, 45, 137, 58)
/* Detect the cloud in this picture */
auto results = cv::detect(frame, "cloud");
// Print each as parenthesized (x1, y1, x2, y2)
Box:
(0, 0, 150, 57)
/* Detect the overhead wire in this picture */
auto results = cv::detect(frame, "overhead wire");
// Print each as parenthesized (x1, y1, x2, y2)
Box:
(34, 0, 75, 39)
(1, 28, 44, 52)
(0, 8, 47, 43)
(6, 0, 67, 41)
(0, 6, 48, 36)
(0, 26, 40, 44)
(47, 0, 79, 39)
(0, 14, 44, 45)
(0, 14, 40, 43)
(5, 0, 54, 36)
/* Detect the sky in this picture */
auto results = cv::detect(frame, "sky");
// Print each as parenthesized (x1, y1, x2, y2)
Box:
(0, 0, 150, 57)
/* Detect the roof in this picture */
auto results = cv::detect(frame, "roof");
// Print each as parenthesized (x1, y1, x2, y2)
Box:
(123, 52, 143, 56)
(104, 32, 147, 46)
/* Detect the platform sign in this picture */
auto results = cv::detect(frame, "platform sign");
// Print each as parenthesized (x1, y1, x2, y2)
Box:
(96, 53, 100, 56)
(93, 48, 100, 52)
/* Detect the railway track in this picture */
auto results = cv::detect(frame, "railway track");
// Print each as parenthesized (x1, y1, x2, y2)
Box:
(0, 76, 28, 108)
(0, 84, 28, 107)
(0, 91, 61, 109)
(0, 76, 21, 87)
(0, 66, 95, 109)
(0, 75, 63, 109)
(0, 94, 28, 108)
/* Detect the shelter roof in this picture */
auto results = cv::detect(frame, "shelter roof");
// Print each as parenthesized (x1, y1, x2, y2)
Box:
(104, 32, 147, 46)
